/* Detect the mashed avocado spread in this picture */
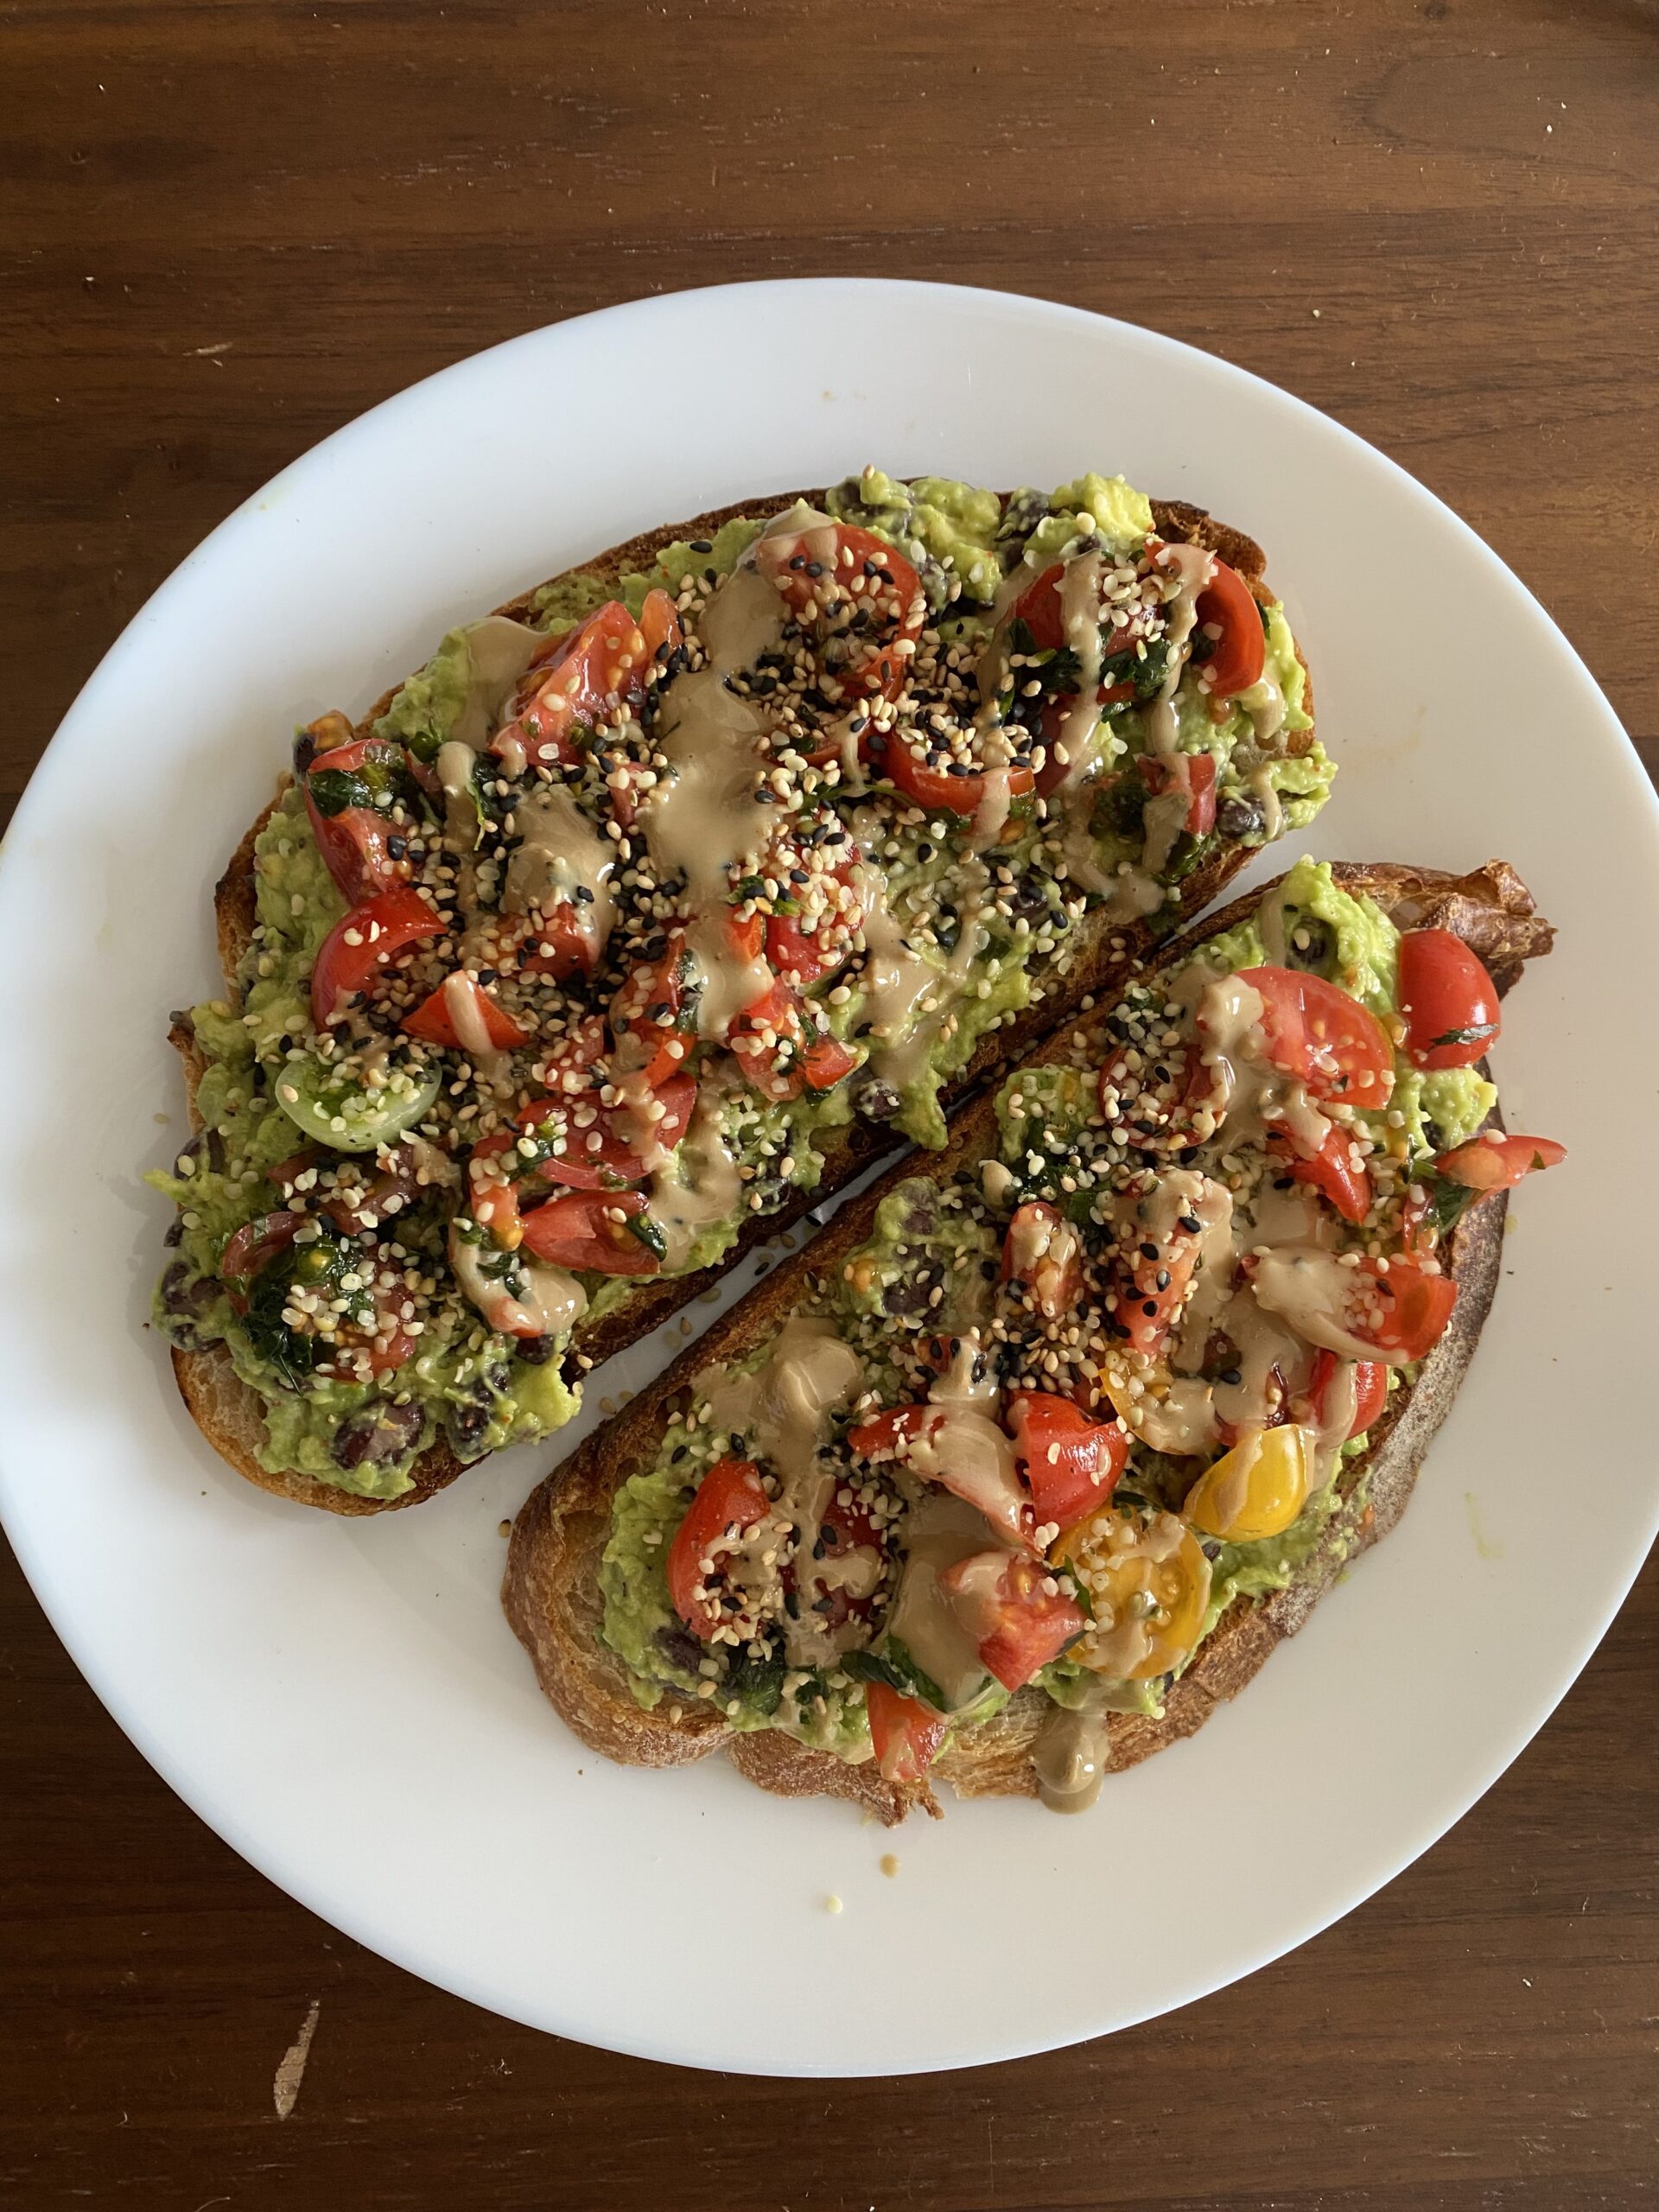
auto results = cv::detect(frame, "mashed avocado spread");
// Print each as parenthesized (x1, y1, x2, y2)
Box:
(599, 863, 1494, 1787)
(154, 471, 1329, 1499)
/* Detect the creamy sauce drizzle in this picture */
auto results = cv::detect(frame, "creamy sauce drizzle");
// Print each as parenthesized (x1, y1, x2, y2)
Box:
(503, 784, 616, 962)
(645, 560, 785, 1039)
(702, 1316, 865, 1667)
(1146, 541, 1215, 755)
(452, 617, 548, 747)
(645, 1086, 744, 1269)
(886, 1493, 1013, 1712)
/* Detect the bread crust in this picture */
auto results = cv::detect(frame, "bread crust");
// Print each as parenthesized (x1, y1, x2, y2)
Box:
(503, 861, 1554, 1821)
(167, 488, 1311, 1509)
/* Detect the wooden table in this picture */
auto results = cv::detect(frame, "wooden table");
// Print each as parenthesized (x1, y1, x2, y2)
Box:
(5, 3, 1656, 2204)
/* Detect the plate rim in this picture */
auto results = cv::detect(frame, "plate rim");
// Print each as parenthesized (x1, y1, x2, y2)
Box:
(3, 276, 1656, 2076)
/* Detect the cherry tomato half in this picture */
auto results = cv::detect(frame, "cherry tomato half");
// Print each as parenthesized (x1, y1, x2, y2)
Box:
(1005, 1391, 1128, 1533)
(755, 524, 924, 703)
(1138, 750, 1217, 836)
(1398, 929, 1502, 1071)
(1269, 1123, 1373, 1225)
(1350, 1257, 1458, 1361)
(400, 973, 531, 1052)
(866, 1681, 947, 1786)
(665, 1458, 771, 1642)
(938, 1551, 1085, 1694)
(1188, 556, 1265, 699)
(1232, 965, 1394, 1110)
(310, 887, 446, 1031)
(1000, 1202, 1084, 1321)
(885, 734, 1035, 820)
(518, 1189, 660, 1274)
(303, 734, 415, 905)
(1437, 1131, 1567, 1192)
(1306, 1349, 1389, 1442)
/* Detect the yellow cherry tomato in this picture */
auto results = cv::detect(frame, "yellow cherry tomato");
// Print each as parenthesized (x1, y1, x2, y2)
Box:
(1058, 1508, 1211, 1681)
(1183, 1423, 1314, 1544)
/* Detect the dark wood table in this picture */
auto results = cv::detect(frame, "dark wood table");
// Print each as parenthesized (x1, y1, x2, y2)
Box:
(5, 4, 1656, 2205)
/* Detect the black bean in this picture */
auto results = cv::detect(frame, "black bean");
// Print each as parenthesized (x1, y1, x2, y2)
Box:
(856, 1078, 902, 1122)
(158, 1261, 219, 1349)
(333, 1396, 424, 1472)
(1215, 795, 1265, 842)
(444, 1399, 493, 1459)
(1287, 917, 1334, 974)
(655, 1623, 707, 1672)
(883, 1274, 938, 1320)
(515, 1333, 557, 1367)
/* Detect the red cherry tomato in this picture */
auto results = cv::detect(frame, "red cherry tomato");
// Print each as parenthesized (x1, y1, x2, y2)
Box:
(515, 900, 605, 982)
(637, 585, 684, 667)
(310, 887, 446, 1031)
(847, 1405, 1039, 1554)
(540, 1071, 697, 1190)
(493, 590, 680, 768)
(464, 1128, 526, 1246)
(884, 734, 1035, 821)
(866, 1681, 946, 1786)
(755, 524, 924, 702)
(399, 972, 531, 1052)
(1005, 1391, 1128, 1532)
(1398, 929, 1502, 1071)
(518, 1190, 660, 1274)
(1350, 1257, 1458, 1361)
(303, 735, 414, 905)
(1188, 556, 1265, 699)
(1231, 965, 1395, 1110)
(219, 1210, 302, 1299)
(321, 1147, 422, 1238)
(612, 929, 699, 1087)
(1114, 1210, 1205, 1359)
(799, 1033, 861, 1095)
(359, 1327, 416, 1378)
(1438, 1131, 1567, 1192)
(1269, 1123, 1373, 1225)
(1097, 1036, 1219, 1154)
(765, 861, 862, 988)
(1000, 1202, 1084, 1321)
(1138, 750, 1217, 836)
(724, 906, 766, 963)
(665, 1458, 771, 1643)
(766, 913, 840, 986)
(1306, 1349, 1389, 1441)
(938, 1552, 1085, 1694)
(846, 1405, 932, 1459)
(728, 979, 805, 1100)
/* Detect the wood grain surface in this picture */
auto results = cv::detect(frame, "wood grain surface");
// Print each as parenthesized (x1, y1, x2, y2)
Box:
(3, 2, 1656, 2206)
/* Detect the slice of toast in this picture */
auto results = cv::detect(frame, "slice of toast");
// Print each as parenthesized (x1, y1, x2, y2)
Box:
(168, 490, 1313, 1512)
(503, 861, 1554, 1821)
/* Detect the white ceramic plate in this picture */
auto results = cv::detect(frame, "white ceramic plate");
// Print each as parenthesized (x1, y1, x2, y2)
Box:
(3, 282, 1654, 2077)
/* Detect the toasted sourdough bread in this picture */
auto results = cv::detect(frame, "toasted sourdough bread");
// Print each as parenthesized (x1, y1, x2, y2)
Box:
(168, 491, 1311, 1514)
(504, 860, 1554, 1821)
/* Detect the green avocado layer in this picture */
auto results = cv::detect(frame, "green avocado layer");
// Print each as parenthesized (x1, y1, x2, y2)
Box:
(153, 469, 1329, 1497)
(598, 861, 1491, 1756)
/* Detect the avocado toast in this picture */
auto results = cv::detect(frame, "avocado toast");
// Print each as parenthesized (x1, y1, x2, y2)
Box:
(152, 471, 1327, 1513)
(505, 859, 1561, 1821)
